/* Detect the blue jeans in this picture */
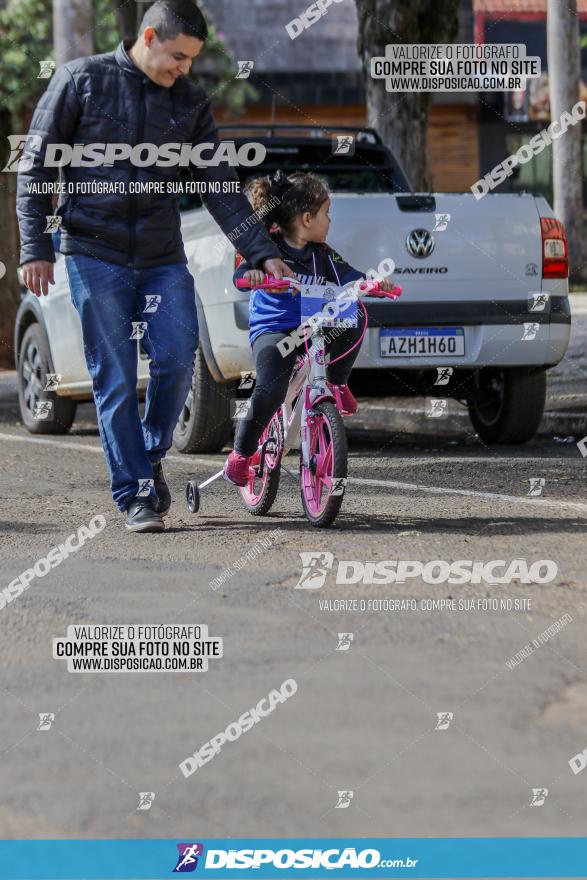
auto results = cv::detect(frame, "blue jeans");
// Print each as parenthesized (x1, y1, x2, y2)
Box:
(65, 255, 199, 511)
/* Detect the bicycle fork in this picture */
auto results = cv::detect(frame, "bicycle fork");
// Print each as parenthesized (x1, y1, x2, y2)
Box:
(301, 328, 331, 469)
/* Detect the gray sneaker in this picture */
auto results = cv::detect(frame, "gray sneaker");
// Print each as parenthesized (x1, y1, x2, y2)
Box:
(124, 496, 165, 532)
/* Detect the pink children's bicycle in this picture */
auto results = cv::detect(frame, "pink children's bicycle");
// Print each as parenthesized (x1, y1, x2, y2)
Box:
(185, 275, 402, 529)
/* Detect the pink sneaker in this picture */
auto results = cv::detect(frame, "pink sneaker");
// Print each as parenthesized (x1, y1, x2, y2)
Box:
(223, 450, 253, 487)
(327, 382, 358, 415)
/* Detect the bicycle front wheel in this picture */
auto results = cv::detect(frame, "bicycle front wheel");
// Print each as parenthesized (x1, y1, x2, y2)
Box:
(300, 401, 347, 528)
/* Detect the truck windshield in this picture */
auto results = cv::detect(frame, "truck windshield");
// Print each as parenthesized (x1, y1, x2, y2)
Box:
(179, 140, 409, 212)
(240, 142, 408, 193)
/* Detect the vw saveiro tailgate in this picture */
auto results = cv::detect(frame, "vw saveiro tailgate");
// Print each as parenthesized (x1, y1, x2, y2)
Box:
(327, 191, 544, 301)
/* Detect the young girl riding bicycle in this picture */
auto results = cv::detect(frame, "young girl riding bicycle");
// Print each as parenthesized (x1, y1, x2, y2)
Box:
(223, 168, 395, 487)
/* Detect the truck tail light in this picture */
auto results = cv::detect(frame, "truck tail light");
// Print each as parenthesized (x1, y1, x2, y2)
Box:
(541, 217, 568, 279)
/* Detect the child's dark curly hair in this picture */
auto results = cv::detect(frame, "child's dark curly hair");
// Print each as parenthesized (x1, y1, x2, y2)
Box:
(244, 171, 329, 233)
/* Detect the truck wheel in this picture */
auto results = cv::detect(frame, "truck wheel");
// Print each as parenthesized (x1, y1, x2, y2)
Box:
(17, 323, 76, 434)
(467, 367, 547, 444)
(173, 349, 236, 454)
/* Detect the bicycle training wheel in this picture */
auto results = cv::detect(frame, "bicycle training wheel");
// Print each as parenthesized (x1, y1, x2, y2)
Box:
(300, 401, 347, 528)
(240, 411, 283, 516)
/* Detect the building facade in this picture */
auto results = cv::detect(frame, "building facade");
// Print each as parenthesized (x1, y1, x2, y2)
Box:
(207, 0, 480, 192)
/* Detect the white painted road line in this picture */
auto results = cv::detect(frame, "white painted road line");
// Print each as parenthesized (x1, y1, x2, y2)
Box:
(0, 431, 222, 468)
(349, 476, 587, 514)
(1, 431, 585, 514)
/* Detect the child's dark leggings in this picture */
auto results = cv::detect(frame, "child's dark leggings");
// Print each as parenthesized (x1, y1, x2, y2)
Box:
(233, 307, 366, 456)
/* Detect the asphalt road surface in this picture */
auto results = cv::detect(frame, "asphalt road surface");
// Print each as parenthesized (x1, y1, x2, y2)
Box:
(0, 303, 586, 849)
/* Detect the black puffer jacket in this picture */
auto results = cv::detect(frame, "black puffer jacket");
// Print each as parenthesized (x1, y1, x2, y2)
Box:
(16, 39, 280, 270)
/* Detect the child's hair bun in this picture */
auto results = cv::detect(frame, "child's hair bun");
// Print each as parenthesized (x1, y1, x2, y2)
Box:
(267, 169, 294, 197)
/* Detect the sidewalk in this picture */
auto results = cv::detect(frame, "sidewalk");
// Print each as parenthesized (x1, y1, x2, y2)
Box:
(349, 293, 587, 441)
(347, 395, 587, 442)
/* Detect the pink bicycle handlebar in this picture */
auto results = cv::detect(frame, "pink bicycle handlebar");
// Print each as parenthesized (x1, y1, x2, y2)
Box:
(235, 275, 403, 300)
(357, 279, 403, 300)
(235, 275, 291, 291)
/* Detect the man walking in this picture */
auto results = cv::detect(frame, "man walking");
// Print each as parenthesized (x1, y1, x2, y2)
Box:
(16, 0, 289, 532)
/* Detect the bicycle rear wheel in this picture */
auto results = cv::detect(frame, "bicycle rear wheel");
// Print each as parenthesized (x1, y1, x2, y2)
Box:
(300, 401, 347, 528)
(240, 411, 283, 516)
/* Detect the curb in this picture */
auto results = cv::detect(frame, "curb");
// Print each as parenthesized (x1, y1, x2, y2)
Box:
(347, 400, 587, 441)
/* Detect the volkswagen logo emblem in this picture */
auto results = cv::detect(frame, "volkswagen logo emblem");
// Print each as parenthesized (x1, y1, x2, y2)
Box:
(406, 229, 435, 258)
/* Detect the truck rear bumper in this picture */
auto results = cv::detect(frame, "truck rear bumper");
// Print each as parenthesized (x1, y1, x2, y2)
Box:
(352, 295, 571, 369)
(361, 295, 571, 328)
(354, 320, 571, 369)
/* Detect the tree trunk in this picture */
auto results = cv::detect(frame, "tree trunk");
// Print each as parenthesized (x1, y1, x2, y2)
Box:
(547, 0, 585, 283)
(0, 111, 23, 369)
(53, 0, 94, 64)
(109, 0, 138, 42)
(355, 0, 460, 191)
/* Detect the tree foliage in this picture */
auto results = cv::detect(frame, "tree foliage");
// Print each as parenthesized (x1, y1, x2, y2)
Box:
(0, 0, 256, 138)
(0, 0, 117, 126)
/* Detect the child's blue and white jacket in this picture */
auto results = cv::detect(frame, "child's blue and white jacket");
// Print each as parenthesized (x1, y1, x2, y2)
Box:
(233, 230, 365, 343)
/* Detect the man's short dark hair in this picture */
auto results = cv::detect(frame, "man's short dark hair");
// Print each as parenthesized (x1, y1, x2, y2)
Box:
(139, 0, 208, 42)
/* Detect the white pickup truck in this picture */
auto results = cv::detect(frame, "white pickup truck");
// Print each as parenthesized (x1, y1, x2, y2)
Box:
(15, 124, 571, 452)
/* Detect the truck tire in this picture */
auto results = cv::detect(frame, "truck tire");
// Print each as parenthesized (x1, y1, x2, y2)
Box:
(467, 367, 547, 445)
(17, 323, 76, 434)
(173, 348, 236, 454)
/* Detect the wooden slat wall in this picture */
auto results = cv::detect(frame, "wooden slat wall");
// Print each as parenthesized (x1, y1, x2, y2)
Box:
(428, 105, 481, 192)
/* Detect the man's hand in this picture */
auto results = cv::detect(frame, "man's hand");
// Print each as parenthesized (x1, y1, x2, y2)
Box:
(243, 269, 265, 286)
(263, 257, 293, 281)
(261, 257, 297, 295)
(22, 260, 55, 297)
